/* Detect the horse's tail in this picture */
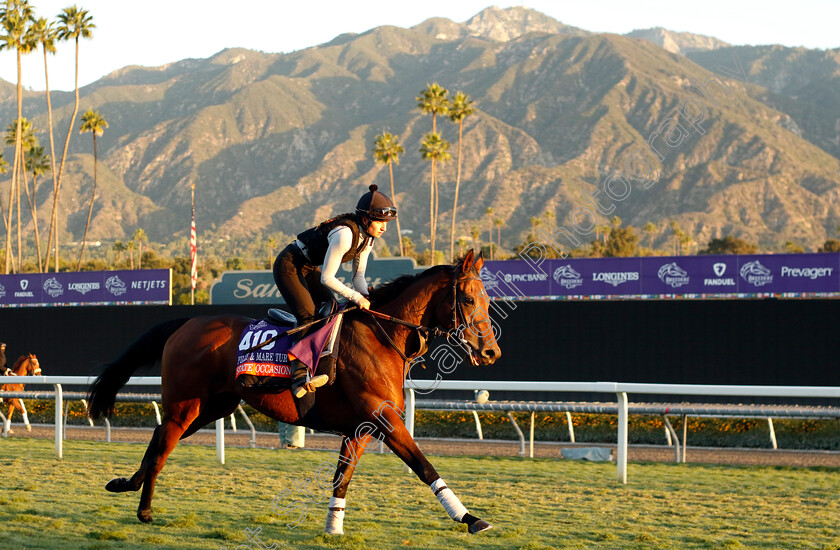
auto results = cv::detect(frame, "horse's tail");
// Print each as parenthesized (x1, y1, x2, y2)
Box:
(87, 317, 191, 419)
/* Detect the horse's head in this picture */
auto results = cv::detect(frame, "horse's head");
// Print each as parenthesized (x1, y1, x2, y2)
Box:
(436, 250, 502, 366)
(23, 354, 41, 376)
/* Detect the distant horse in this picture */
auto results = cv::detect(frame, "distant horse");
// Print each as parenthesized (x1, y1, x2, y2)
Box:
(1, 353, 42, 434)
(88, 251, 501, 534)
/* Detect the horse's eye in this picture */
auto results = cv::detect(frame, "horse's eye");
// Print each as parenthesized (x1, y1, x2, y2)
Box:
(463, 296, 474, 305)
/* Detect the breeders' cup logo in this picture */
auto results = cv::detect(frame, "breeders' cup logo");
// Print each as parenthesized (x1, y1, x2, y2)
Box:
(43, 277, 64, 298)
(740, 260, 773, 287)
(657, 262, 689, 288)
(0, 282, 5, 298)
(479, 267, 499, 291)
(105, 275, 127, 296)
(553, 265, 583, 289)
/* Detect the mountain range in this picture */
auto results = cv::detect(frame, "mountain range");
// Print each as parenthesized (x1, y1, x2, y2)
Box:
(1, 5, 839, 260)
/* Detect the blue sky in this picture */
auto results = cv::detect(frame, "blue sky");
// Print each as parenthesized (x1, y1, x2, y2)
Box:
(1, 0, 838, 91)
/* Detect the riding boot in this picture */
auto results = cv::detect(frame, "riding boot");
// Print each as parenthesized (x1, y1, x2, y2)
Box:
(315, 355, 337, 386)
(290, 359, 329, 399)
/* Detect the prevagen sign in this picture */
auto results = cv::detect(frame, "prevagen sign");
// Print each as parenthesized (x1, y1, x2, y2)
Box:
(211, 255, 425, 305)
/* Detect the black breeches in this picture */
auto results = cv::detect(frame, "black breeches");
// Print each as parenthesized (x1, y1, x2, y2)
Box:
(273, 244, 334, 324)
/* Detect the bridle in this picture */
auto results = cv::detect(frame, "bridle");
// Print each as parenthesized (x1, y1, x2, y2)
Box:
(366, 269, 483, 371)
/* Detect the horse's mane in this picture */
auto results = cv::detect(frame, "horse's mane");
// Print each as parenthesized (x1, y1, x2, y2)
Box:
(12, 354, 32, 372)
(368, 255, 476, 307)
(368, 264, 453, 307)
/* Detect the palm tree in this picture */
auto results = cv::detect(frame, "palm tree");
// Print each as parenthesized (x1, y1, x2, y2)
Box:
(372, 132, 405, 256)
(111, 240, 125, 267)
(76, 108, 107, 270)
(265, 236, 277, 266)
(24, 145, 50, 271)
(125, 239, 136, 269)
(484, 207, 494, 260)
(133, 228, 147, 269)
(416, 84, 450, 263)
(643, 222, 657, 251)
(447, 91, 474, 262)
(470, 225, 481, 251)
(33, 16, 60, 271)
(52, 4, 94, 272)
(494, 218, 504, 255)
(419, 132, 451, 263)
(0, 0, 37, 273)
(0, 152, 8, 247)
(4, 117, 37, 270)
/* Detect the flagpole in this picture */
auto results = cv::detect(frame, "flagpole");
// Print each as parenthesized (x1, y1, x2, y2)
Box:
(190, 184, 197, 305)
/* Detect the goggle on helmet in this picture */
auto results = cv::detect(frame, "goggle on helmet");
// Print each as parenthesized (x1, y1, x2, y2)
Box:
(356, 184, 397, 221)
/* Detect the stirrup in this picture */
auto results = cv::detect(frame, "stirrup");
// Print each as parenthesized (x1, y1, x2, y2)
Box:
(291, 374, 329, 398)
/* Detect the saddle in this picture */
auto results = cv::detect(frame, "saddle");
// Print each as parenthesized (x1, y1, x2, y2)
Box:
(236, 303, 343, 390)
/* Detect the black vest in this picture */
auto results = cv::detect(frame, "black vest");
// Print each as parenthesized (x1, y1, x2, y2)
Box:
(296, 214, 370, 266)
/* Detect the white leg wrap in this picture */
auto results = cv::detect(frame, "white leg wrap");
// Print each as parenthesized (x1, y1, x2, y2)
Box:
(430, 478, 468, 522)
(21, 412, 30, 429)
(325, 496, 345, 535)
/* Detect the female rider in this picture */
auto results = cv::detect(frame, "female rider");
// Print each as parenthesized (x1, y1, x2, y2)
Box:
(272, 184, 397, 397)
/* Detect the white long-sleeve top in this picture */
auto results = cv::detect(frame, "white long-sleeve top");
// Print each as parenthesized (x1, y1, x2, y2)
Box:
(319, 225, 372, 304)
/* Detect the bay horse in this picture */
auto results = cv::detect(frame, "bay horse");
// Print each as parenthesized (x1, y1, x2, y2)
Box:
(87, 250, 501, 534)
(1, 353, 42, 434)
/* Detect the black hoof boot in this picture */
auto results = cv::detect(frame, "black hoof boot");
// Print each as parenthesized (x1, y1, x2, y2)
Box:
(462, 513, 493, 534)
(105, 477, 137, 493)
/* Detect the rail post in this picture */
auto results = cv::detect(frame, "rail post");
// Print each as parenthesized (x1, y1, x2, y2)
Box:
(216, 418, 225, 464)
(616, 392, 627, 484)
(54, 384, 63, 459)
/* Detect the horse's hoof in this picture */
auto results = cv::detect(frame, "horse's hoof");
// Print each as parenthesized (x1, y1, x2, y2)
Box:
(25, 425, 31, 432)
(468, 518, 493, 534)
(137, 509, 153, 523)
(105, 477, 134, 493)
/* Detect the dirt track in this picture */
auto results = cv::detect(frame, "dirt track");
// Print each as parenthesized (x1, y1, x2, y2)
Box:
(9, 424, 840, 468)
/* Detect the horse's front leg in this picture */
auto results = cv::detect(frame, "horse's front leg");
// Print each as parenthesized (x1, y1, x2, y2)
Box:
(375, 405, 492, 534)
(17, 399, 31, 431)
(324, 433, 372, 535)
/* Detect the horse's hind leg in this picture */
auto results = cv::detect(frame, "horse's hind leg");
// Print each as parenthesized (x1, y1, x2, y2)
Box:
(134, 403, 200, 523)
(105, 425, 164, 493)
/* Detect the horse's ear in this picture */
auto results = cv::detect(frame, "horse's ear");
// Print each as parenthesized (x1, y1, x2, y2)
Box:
(461, 249, 475, 273)
(473, 250, 484, 272)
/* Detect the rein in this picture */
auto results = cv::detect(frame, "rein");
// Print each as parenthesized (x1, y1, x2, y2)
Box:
(364, 271, 483, 375)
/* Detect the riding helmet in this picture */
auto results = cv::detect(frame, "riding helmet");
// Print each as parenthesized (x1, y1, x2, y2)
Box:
(356, 184, 397, 221)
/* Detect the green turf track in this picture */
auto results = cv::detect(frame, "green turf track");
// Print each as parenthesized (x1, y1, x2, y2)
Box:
(1, 438, 838, 549)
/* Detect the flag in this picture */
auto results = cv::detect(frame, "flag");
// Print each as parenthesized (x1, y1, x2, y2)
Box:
(190, 185, 197, 291)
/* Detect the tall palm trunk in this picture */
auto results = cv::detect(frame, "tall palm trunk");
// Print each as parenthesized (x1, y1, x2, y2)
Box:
(6, 48, 24, 273)
(19, 147, 43, 272)
(387, 160, 403, 256)
(42, 43, 59, 272)
(449, 119, 464, 262)
(77, 132, 97, 270)
(50, 36, 81, 272)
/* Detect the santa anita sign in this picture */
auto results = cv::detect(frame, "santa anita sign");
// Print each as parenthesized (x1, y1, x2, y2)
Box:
(210, 256, 425, 305)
